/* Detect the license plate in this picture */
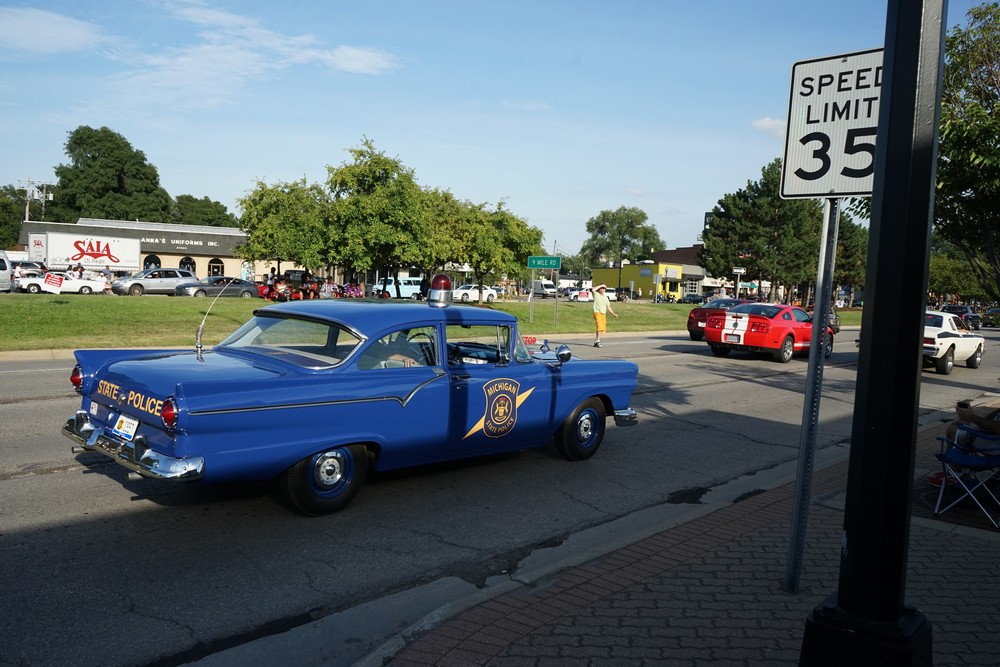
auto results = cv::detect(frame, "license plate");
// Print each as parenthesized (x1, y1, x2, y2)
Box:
(112, 415, 139, 441)
(698, 321, 706, 327)
(725, 334, 741, 343)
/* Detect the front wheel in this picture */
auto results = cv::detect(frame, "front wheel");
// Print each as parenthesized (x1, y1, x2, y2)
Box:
(129, 284, 144, 296)
(486, 294, 495, 303)
(823, 332, 834, 358)
(773, 336, 795, 363)
(194, 290, 207, 297)
(935, 347, 954, 375)
(280, 444, 369, 515)
(966, 345, 983, 369)
(460, 293, 470, 302)
(27, 284, 41, 294)
(555, 398, 606, 461)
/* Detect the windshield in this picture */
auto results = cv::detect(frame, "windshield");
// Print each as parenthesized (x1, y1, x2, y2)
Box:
(216, 314, 363, 369)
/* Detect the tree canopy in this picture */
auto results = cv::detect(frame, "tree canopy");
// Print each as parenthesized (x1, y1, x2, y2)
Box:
(579, 206, 664, 269)
(934, 2, 1000, 301)
(49, 126, 174, 223)
(173, 194, 239, 227)
(237, 138, 543, 291)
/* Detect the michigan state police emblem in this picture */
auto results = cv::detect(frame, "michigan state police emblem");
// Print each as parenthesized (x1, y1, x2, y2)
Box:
(482, 378, 519, 438)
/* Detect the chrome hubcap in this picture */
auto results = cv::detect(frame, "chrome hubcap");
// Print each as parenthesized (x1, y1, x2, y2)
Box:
(313, 451, 345, 488)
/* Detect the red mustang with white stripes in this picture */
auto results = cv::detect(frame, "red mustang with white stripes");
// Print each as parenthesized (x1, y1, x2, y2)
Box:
(703, 302, 834, 363)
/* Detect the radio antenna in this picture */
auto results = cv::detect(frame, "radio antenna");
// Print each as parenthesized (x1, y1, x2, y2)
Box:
(196, 278, 238, 362)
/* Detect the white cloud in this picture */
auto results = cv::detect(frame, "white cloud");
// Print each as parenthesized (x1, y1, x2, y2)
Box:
(115, 2, 398, 110)
(0, 8, 104, 55)
(752, 116, 786, 140)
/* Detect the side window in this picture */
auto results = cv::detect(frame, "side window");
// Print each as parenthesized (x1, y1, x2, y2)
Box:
(793, 309, 811, 323)
(446, 324, 511, 365)
(358, 326, 437, 370)
(149, 271, 162, 279)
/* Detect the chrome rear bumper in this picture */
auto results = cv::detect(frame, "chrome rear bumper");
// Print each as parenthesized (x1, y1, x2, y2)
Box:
(63, 410, 204, 481)
(614, 407, 638, 427)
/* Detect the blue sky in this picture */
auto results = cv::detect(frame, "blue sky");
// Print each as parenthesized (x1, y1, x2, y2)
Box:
(0, 0, 981, 255)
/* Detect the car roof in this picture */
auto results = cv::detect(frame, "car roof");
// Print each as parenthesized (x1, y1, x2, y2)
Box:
(257, 300, 516, 337)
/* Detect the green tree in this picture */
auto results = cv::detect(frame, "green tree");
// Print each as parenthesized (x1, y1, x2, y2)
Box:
(0, 186, 26, 249)
(237, 178, 331, 271)
(326, 139, 427, 296)
(454, 201, 542, 301)
(49, 126, 173, 223)
(702, 159, 822, 299)
(173, 195, 239, 227)
(579, 206, 664, 284)
(834, 215, 869, 306)
(935, 3, 1000, 300)
(411, 188, 467, 279)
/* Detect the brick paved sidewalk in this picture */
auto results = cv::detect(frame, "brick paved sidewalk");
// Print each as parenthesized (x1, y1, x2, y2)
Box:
(383, 423, 1000, 666)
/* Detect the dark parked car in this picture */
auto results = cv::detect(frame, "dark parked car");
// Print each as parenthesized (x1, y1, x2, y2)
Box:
(982, 307, 1000, 328)
(681, 293, 705, 304)
(174, 277, 260, 298)
(941, 304, 982, 331)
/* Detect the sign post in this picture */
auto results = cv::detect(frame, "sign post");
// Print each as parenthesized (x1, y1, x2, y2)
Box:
(527, 256, 562, 326)
(732, 267, 745, 297)
(781, 48, 883, 595)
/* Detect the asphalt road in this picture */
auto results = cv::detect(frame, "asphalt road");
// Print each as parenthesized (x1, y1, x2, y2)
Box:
(1, 329, 997, 667)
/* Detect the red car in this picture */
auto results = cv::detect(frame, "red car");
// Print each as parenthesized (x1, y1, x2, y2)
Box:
(686, 298, 754, 341)
(703, 303, 834, 363)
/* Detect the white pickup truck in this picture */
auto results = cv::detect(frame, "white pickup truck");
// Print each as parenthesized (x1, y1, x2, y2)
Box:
(13, 272, 107, 294)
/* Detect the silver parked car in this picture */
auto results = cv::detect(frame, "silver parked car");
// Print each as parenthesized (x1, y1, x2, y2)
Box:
(111, 268, 198, 296)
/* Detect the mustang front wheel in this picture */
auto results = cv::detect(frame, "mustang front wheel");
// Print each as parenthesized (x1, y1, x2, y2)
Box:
(555, 398, 606, 461)
(281, 444, 369, 515)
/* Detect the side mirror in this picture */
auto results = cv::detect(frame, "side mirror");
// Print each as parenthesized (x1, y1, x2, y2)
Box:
(556, 344, 572, 364)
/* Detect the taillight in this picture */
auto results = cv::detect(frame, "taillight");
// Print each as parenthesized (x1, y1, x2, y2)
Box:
(923, 337, 935, 346)
(70, 365, 83, 392)
(161, 397, 178, 430)
(750, 321, 771, 334)
(706, 316, 722, 329)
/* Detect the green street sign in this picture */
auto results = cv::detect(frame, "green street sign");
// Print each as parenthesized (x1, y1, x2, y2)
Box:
(528, 255, 561, 270)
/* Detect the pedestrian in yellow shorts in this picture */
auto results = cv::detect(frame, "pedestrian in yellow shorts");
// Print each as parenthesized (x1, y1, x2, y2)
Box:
(592, 284, 618, 348)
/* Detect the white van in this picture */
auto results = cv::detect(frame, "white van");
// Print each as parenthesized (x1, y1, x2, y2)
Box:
(531, 279, 557, 298)
(0, 250, 11, 292)
(370, 276, 424, 299)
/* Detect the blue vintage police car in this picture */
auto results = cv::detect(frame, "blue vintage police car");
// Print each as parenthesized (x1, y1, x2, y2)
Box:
(64, 278, 639, 515)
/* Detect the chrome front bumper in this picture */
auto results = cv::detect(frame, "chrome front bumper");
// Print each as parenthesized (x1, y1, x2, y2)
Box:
(63, 410, 204, 481)
(614, 408, 638, 427)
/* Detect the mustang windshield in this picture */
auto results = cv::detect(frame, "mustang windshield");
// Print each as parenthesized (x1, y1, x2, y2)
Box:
(216, 314, 363, 368)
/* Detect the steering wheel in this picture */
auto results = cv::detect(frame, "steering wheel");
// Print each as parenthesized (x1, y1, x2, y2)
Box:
(407, 332, 434, 345)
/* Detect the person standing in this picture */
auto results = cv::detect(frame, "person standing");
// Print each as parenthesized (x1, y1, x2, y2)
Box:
(592, 284, 618, 348)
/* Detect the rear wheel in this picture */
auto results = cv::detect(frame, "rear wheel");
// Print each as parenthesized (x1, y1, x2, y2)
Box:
(79, 286, 93, 294)
(966, 345, 983, 369)
(935, 347, 954, 375)
(773, 336, 795, 363)
(710, 344, 730, 357)
(689, 330, 704, 341)
(280, 444, 369, 515)
(555, 398, 606, 461)
(460, 293, 470, 302)
(240, 290, 253, 298)
(823, 332, 834, 358)
(486, 294, 495, 303)
(27, 284, 41, 294)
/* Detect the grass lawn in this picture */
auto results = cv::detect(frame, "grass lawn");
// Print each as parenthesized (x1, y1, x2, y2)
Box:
(0, 293, 862, 352)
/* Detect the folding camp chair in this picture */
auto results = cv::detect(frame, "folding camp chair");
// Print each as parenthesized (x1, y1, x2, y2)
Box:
(934, 424, 1000, 528)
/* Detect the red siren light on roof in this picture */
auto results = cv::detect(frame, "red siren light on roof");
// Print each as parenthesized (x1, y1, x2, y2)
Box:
(427, 274, 452, 308)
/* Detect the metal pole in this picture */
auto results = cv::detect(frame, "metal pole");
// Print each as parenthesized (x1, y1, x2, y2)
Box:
(800, 0, 945, 661)
(785, 197, 839, 593)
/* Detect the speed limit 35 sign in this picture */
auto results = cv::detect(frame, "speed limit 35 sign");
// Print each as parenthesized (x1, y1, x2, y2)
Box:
(781, 48, 884, 199)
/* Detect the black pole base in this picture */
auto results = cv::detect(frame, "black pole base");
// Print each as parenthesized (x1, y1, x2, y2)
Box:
(799, 594, 932, 666)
